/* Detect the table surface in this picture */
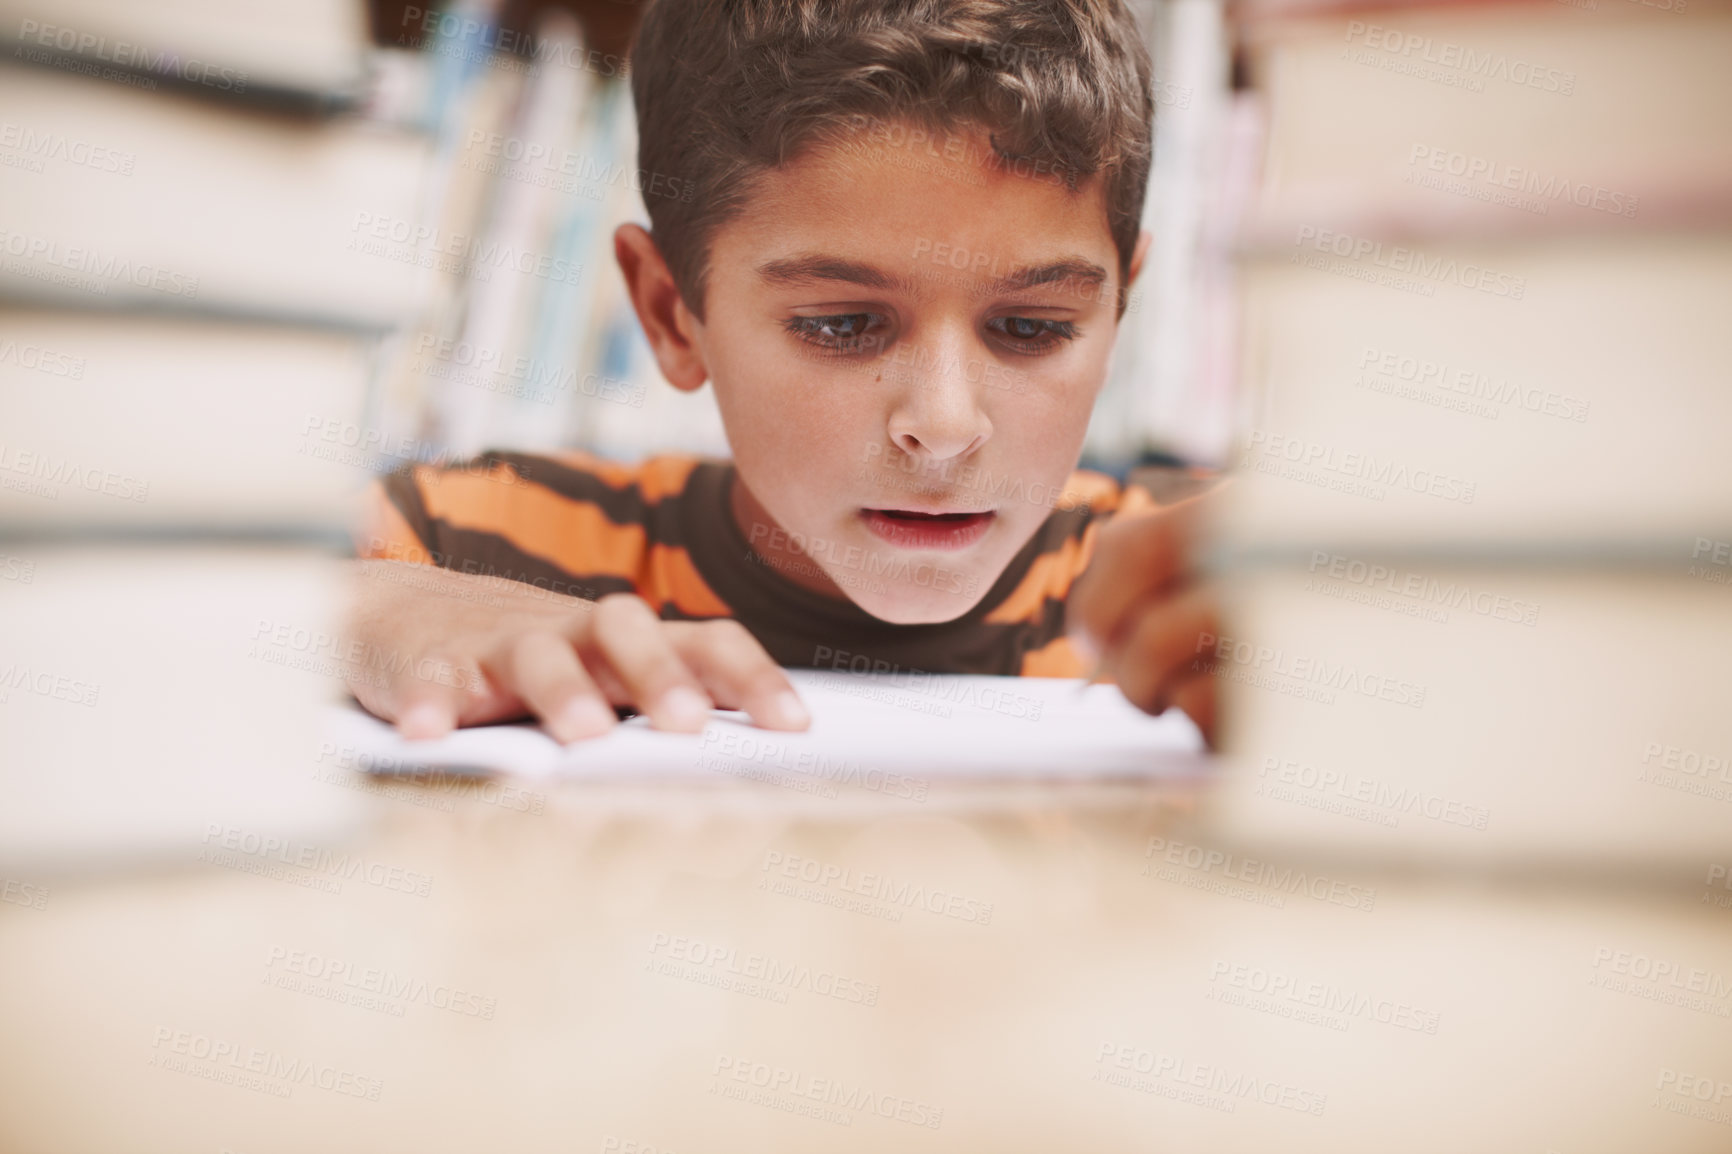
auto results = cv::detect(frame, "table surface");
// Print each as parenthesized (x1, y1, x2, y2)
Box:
(3, 772, 1730, 1154)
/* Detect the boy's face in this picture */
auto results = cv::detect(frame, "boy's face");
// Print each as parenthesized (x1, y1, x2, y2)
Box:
(682, 127, 1140, 624)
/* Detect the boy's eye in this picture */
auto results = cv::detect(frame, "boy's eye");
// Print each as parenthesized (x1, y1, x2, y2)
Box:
(785, 313, 887, 351)
(987, 316, 1078, 353)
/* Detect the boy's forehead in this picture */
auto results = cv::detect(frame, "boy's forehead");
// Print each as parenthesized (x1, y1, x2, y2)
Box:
(711, 122, 1118, 277)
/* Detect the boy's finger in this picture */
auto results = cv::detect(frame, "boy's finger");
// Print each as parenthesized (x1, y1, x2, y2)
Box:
(675, 620, 810, 731)
(391, 673, 464, 741)
(1170, 674, 1218, 748)
(496, 630, 616, 744)
(1103, 584, 1218, 717)
(1067, 498, 1201, 656)
(587, 594, 714, 732)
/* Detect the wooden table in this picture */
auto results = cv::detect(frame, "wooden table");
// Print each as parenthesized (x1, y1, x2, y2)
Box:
(3, 770, 1729, 1152)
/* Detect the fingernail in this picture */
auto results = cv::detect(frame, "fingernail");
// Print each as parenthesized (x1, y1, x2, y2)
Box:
(768, 690, 810, 730)
(656, 686, 711, 731)
(555, 697, 615, 742)
(399, 702, 450, 741)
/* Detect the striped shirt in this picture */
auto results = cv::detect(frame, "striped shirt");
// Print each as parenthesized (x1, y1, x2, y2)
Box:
(359, 449, 1155, 678)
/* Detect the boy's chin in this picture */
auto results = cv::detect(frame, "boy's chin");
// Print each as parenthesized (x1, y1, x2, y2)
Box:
(843, 580, 990, 626)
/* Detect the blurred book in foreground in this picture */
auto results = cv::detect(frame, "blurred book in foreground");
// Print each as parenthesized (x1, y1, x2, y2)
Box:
(0, 66, 432, 329)
(0, 0, 373, 105)
(0, 545, 365, 875)
(1207, 0, 1732, 868)
(0, 310, 385, 533)
(1204, 562, 1732, 868)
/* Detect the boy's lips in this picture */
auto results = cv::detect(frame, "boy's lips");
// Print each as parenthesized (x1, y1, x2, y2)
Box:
(859, 507, 995, 551)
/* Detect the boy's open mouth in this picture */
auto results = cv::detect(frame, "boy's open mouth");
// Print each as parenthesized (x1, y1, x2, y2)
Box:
(859, 508, 995, 551)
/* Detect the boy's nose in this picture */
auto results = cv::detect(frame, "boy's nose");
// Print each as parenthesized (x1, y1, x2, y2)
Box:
(885, 336, 993, 462)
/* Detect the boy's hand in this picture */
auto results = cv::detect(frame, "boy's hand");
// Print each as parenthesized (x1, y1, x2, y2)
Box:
(1067, 494, 1219, 746)
(344, 560, 810, 743)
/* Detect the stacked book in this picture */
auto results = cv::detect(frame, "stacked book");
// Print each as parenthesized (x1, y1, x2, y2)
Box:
(0, 0, 434, 869)
(1202, 0, 1732, 867)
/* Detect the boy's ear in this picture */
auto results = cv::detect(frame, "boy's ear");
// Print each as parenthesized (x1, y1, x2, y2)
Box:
(1127, 228, 1153, 286)
(614, 223, 708, 393)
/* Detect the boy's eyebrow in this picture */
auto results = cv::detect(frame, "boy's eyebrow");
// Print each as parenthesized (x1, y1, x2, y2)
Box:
(992, 259, 1109, 293)
(756, 255, 907, 291)
(755, 254, 1110, 296)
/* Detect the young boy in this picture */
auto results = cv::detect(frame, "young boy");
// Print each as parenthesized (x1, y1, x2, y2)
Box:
(347, 0, 1218, 745)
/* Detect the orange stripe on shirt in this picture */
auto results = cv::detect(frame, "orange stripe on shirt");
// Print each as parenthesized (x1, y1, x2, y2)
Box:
(413, 463, 731, 615)
(984, 470, 1121, 624)
(417, 463, 649, 578)
(357, 481, 432, 564)
(1062, 469, 1122, 515)
(988, 479, 1168, 624)
(985, 525, 1094, 625)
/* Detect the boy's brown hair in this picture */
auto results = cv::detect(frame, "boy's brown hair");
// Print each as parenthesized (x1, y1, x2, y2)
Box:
(630, 0, 1155, 318)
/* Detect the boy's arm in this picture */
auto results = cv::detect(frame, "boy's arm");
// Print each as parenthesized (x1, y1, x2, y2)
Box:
(344, 476, 809, 742)
(1066, 491, 1219, 745)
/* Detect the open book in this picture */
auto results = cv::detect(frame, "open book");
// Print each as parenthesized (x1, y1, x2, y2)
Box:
(323, 671, 1208, 787)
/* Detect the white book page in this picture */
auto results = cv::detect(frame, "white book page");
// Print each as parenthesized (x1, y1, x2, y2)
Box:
(323, 671, 1208, 784)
